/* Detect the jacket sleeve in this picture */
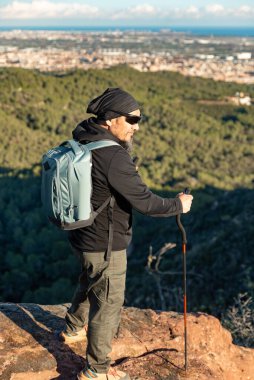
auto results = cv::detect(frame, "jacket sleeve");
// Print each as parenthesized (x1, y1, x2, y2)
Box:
(107, 148, 182, 217)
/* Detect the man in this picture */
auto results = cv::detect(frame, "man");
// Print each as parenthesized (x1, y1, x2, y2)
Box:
(61, 88, 193, 380)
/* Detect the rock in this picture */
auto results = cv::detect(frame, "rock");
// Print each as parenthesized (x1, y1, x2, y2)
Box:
(0, 303, 253, 380)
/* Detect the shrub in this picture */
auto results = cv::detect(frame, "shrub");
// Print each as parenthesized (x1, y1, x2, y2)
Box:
(222, 293, 254, 348)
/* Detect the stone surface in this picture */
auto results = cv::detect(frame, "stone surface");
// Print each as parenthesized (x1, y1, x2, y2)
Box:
(0, 303, 253, 380)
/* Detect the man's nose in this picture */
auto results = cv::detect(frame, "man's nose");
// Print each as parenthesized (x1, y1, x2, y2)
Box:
(133, 123, 139, 131)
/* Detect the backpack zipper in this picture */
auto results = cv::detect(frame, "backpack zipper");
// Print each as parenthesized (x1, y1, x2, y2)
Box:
(54, 158, 64, 222)
(67, 154, 74, 220)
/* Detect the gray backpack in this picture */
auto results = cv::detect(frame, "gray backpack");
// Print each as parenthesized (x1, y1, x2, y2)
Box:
(41, 139, 119, 231)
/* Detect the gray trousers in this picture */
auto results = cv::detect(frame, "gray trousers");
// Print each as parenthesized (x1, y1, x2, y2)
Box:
(65, 248, 127, 373)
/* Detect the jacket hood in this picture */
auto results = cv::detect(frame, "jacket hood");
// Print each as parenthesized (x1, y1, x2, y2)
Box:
(72, 117, 132, 152)
(72, 117, 120, 143)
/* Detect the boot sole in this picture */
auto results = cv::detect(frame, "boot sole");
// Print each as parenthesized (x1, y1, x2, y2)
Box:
(59, 331, 87, 344)
(77, 371, 131, 380)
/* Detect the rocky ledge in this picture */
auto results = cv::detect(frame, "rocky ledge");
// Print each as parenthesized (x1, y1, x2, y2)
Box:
(0, 303, 253, 380)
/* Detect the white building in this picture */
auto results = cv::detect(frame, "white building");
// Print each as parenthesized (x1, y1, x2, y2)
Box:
(236, 52, 252, 60)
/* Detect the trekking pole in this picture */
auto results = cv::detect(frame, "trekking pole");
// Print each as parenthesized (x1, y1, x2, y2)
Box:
(176, 187, 191, 372)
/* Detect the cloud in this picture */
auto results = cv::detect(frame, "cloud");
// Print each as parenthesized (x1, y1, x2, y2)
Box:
(129, 4, 157, 15)
(185, 6, 200, 18)
(0, 0, 99, 19)
(205, 4, 224, 14)
(112, 4, 158, 20)
(168, 3, 254, 19)
(0, 1, 253, 21)
(204, 3, 254, 18)
(233, 5, 254, 17)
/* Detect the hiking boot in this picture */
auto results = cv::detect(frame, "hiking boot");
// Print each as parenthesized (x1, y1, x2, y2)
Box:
(77, 366, 131, 380)
(59, 326, 87, 344)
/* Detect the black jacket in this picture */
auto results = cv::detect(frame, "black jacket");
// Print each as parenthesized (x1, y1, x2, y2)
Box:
(68, 117, 182, 252)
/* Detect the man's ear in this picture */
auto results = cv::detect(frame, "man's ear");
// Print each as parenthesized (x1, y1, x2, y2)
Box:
(99, 119, 112, 130)
(105, 119, 112, 128)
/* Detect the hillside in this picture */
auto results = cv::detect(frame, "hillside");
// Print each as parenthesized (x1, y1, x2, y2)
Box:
(0, 67, 253, 347)
(0, 66, 253, 189)
(0, 303, 254, 380)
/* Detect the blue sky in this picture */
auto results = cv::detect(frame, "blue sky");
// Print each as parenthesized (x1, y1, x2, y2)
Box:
(0, 0, 253, 26)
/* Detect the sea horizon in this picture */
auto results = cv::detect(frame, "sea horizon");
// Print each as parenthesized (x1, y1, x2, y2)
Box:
(0, 25, 254, 37)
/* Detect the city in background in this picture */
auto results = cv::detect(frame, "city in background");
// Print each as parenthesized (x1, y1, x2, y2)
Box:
(0, 28, 253, 86)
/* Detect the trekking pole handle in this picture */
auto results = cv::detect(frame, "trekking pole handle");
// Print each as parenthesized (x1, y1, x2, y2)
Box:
(176, 188, 191, 244)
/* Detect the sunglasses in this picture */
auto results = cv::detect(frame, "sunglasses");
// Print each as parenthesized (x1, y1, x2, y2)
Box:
(108, 109, 142, 125)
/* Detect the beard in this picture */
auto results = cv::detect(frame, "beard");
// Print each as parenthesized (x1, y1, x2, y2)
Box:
(119, 138, 133, 153)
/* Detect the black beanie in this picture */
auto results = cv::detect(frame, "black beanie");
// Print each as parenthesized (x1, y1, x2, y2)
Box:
(87, 87, 139, 120)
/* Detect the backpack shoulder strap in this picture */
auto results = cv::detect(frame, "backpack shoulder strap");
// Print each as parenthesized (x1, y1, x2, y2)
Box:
(106, 195, 115, 262)
(86, 140, 120, 151)
(85, 194, 115, 296)
(60, 140, 84, 156)
(87, 140, 118, 262)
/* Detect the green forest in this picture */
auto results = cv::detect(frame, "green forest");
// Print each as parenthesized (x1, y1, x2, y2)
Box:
(0, 66, 253, 347)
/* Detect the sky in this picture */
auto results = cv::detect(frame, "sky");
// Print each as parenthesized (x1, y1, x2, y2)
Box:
(0, 0, 253, 27)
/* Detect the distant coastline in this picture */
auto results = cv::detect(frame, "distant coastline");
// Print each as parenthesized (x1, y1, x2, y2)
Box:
(0, 26, 254, 37)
